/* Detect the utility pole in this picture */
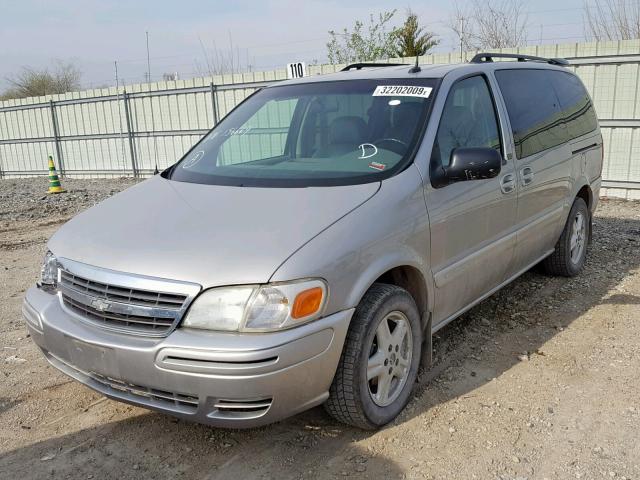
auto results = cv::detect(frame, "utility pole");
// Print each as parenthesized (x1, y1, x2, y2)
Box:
(145, 30, 158, 174)
(460, 17, 464, 63)
(145, 31, 151, 82)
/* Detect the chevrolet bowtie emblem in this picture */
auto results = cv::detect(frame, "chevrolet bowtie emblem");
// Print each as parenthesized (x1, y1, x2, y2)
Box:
(91, 298, 111, 312)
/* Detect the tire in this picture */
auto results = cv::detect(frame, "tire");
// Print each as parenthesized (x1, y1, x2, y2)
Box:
(324, 283, 422, 429)
(543, 197, 590, 277)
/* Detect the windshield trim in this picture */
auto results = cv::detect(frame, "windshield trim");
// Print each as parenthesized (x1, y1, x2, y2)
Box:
(167, 78, 442, 188)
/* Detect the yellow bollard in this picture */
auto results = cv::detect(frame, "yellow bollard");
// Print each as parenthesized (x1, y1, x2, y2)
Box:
(47, 155, 65, 194)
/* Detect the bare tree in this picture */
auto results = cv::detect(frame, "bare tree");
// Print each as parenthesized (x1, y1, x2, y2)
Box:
(2, 60, 81, 99)
(196, 35, 244, 76)
(584, 0, 640, 40)
(450, 0, 529, 52)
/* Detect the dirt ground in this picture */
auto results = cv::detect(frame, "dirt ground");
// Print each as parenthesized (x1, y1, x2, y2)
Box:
(0, 178, 639, 480)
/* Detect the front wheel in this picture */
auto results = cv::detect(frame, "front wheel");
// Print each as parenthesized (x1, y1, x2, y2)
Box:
(324, 283, 422, 429)
(543, 197, 590, 276)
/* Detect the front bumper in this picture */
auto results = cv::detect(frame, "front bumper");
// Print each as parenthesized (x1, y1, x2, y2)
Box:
(24, 286, 353, 428)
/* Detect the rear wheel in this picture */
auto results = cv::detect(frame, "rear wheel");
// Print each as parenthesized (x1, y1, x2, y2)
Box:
(543, 197, 589, 276)
(324, 283, 422, 429)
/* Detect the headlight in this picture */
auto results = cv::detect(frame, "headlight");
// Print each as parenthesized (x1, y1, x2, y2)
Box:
(181, 286, 255, 331)
(182, 279, 327, 332)
(39, 250, 59, 292)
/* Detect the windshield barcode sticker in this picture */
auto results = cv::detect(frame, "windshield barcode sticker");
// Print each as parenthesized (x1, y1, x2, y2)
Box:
(373, 85, 432, 98)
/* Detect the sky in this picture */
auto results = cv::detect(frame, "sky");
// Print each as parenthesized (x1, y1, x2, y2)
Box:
(0, 0, 593, 91)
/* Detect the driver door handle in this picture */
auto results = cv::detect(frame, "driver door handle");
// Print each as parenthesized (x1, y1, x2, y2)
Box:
(500, 173, 516, 194)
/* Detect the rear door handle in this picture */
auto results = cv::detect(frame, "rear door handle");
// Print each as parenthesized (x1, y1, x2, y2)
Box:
(500, 173, 516, 194)
(520, 166, 534, 186)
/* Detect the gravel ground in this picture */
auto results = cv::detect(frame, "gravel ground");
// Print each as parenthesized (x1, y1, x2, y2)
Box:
(0, 177, 639, 480)
(0, 177, 141, 225)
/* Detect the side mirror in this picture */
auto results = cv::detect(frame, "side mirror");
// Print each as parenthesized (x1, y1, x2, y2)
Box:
(444, 147, 502, 184)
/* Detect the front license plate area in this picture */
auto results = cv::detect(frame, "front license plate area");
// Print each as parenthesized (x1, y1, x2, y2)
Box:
(66, 337, 120, 378)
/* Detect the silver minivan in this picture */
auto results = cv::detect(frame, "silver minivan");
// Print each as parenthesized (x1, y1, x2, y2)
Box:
(24, 53, 603, 429)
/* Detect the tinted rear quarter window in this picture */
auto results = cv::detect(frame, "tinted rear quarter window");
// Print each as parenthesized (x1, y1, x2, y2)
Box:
(548, 71, 598, 141)
(495, 69, 566, 158)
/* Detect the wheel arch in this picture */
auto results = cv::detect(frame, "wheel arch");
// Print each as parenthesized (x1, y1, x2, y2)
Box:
(573, 181, 594, 243)
(576, 183, 593, 210)
(373, 266, 429, 324)
(347, 260, 433, 334)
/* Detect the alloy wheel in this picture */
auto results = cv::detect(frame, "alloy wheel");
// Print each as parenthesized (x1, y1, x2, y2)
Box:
(367, 311, 413, 407)
(570, 211, 586, 264)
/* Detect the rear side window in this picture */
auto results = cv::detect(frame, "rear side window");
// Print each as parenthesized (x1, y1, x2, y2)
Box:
(431, 75, 501, 168)
(495, 69, 566, 158)
(549, 71, 598, 141)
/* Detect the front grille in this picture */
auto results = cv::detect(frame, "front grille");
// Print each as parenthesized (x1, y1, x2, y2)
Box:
(63, 294, 175, 332)
(60, 271, 187, 309)
(58, 266, 194, 337)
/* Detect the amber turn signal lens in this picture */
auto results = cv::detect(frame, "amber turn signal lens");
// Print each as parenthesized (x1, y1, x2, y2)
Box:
(291, 287, 324, 319)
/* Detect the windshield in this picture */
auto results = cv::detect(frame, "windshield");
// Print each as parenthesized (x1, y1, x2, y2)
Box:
(169, 79, 438, 187)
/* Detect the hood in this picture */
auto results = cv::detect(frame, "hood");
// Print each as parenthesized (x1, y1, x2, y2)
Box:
(49, 176, 379, 287)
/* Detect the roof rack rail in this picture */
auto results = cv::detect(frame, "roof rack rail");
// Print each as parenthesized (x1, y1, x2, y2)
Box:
(341, 62, 408, 71)
(469, 53, 569, 67)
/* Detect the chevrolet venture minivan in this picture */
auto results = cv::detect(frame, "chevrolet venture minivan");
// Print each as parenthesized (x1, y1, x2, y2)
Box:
(24, 53, 603, 429)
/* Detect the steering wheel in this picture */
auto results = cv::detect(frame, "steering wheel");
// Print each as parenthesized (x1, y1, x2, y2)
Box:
(373, 138, 408, 155)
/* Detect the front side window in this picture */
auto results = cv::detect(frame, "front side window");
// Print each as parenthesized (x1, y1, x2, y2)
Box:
(170, 79, 437, 187)
(431, 75, 502, 168)
(495, 69, 566, 158)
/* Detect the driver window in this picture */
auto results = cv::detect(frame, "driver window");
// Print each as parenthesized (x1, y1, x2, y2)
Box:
(432, 76, 501, 167)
